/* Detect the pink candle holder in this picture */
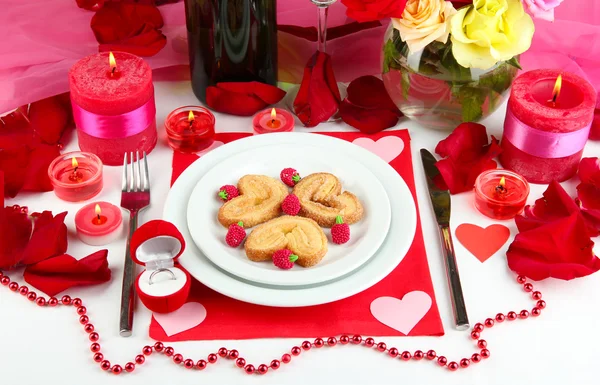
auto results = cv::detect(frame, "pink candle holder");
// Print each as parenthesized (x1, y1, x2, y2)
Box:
(253, 108, 295, 134)
(48, 151, 103, 202)
(75, 202, 123, 246)
(165, 106, 215, 153)
(474, 169, 530, 220)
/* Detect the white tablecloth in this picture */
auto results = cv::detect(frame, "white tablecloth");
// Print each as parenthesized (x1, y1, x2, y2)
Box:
(1, 75, 599, 385)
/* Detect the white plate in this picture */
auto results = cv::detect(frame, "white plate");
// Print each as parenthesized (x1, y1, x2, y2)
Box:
(186, 144, 391, 286)
(164, 132, 417, 307)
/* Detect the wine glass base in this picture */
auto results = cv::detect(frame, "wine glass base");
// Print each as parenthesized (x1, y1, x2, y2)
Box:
(282, 82, 348, 123)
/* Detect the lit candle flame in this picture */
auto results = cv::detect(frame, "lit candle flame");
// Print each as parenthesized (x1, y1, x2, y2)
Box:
(109, 52, 117, 73)
(95, 204, 101, 217)
(499, 176, 506, 187)
(72, 157, 78, 169)
(270, 108, 277, 120)
(188, 110, 195, 122)
(551, 74, 562, 104)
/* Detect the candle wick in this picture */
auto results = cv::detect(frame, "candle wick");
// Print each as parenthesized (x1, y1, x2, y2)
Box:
(111, 66, 116, 75)
(189, 119, 195, 132)
(73, 166, 78, 173)
(97, 214, 100, 222)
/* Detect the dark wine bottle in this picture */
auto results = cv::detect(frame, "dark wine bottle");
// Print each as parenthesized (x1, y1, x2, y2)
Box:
(184, 0, 278, 103)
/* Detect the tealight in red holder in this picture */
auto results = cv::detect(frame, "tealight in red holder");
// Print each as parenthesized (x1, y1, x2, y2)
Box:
(130, 220, 190, 313)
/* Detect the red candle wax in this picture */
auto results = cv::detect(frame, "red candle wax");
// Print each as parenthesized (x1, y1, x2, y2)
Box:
(48, 151, 103, 202)
(474, 170, 529, 220)
(253, 108, 295, 134)
(500, 70, 596, 183)
(165, 106, 215, 153)
(75, 202, 123, 246)
(69, 51, 157, 165)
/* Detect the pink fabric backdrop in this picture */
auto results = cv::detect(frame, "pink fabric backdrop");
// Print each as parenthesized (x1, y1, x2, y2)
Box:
(0, 1, 598, 112)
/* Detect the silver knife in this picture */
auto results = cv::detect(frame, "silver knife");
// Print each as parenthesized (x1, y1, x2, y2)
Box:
(420, 149, 470, 331)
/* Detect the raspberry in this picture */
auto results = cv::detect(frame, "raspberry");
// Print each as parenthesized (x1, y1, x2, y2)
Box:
(331, 216, 350, 244)
(218, 185, 239, 202)
(225, 222, 246, 247)
(272, 249, 298, 270)
(280, 168, 301, 187)
(281, 194, 301, 215)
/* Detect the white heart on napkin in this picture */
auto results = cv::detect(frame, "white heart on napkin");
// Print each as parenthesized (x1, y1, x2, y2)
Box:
(353, 136, 404, 163)
(370, 292, 432, 335)
(153, 302, 207, 337)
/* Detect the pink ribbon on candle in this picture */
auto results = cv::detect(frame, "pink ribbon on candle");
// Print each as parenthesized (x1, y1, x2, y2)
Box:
(503, 108, 591, 158)
(71, 94, 156, 139)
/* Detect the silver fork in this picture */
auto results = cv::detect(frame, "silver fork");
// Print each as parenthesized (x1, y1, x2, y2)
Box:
(119, 151, 150, 337)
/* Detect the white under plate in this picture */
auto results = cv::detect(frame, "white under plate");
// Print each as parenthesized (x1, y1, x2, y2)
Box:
(187, 144, 391, 286)
(164, 132, 417, 307)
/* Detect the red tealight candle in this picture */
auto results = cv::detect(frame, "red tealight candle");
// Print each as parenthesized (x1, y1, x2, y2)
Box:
(48, 151, 103, 202)
(165, 106, 215, 153)
(474, 170, 530, 220)
(253, 108, 295, 134)
(500, 70, 596, 183)
(75, 202, 123, 246)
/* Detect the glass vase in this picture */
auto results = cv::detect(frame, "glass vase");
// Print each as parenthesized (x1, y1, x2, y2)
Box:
(381, 24, 518, 130)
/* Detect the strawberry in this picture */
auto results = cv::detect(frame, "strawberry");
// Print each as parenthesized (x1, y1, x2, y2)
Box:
(331, 216, 350, 244)
(225, 221, 246, 247)
(281, 194, 301, 215)
(218, 185, 239, 201)
(280, 168, 301, 187)
(272, 249, 298, 270)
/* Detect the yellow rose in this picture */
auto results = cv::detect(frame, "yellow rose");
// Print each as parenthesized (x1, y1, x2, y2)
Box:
(450, 0, 534, 70)
(392, 0, 457, 53)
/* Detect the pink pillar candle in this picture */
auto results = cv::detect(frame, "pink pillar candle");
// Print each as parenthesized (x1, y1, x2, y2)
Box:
(499, 70, 597, 183)
(75, 202, 123, 246)
(474, 170, 530, 220)
(69, 51, 157, 166)
(48, 151, 103, 202)
(253, 108, 295, 134)
(165, 106, 215, 153)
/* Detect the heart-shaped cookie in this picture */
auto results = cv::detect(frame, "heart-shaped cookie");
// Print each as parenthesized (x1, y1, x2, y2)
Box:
(218, 175, 288, 228)
(245, 216, 328, 267)
(292, 172, 364, 227)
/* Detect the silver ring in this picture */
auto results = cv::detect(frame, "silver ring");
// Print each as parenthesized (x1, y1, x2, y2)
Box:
(148, 268, 176, 285)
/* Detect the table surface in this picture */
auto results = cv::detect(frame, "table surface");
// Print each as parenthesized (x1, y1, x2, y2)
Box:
(2, 75, 599, 385)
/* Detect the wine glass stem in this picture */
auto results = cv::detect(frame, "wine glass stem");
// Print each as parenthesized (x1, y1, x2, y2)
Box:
(316, 5, 329, 53)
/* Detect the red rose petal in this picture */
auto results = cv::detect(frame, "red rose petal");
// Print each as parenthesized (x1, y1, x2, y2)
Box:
(578, 157, 600, 186)
(28, 96, 70, 145)
(24, 250, 111, 297)
(91, 3, 166, 57)
(339, 100, 399, 134)
(293, 51, 341, 127)
(21, 211, 68, 266)
(0, 145, 31, 198)
(76, 0, 105, 11)
(346, 75, 400, 113)
(0, 207, 33, 270)
(507, 213, 600, 281)
(21, 143, 61, 194)
(433, 123, 502, 194)
(215, 82, 286, 106)
(206, 86, 269, 116)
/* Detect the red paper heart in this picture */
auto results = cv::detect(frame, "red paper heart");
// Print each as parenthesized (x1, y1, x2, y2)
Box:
(455, 224, 510, 263)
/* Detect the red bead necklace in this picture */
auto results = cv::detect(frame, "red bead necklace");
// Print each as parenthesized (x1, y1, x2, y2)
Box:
(0, 270, 545, 376)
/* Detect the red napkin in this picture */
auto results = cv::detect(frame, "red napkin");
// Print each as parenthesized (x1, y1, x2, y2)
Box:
(293, 51, 342, 127)
(577, 158, 600, 233)
(205, 82, 286, 117)
(23, 250, 111, 296)
(152, 130, 444, 340)
(434, 123, 502, 194)
(339, 76, 402, 134)
(90, 2, 166, 56)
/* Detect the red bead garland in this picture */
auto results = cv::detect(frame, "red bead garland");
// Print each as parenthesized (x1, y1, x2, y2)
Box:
(0, 271, 545, 375)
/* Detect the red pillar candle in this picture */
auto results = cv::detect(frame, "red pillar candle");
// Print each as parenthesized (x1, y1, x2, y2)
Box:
(69, 51, 157, 166)
(500, 70, 596, 183)
(48, 151, 103, 202)
(165, 106, 215, 153)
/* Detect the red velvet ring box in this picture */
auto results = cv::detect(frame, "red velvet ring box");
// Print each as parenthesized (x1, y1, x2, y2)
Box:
(130, 220, 191, 313)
